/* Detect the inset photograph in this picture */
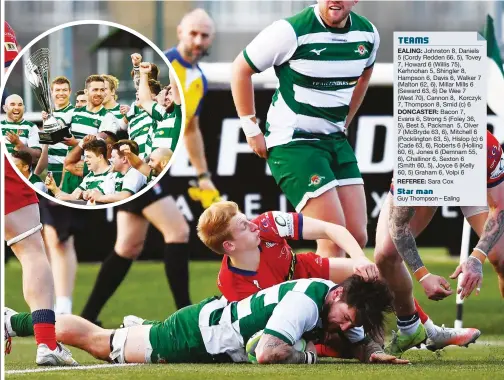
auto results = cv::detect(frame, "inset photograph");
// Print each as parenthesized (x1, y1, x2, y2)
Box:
(2, 21, 184, 208)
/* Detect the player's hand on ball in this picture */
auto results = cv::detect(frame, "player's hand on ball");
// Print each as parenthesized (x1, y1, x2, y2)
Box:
(131, 53, 142, 66)
(369, 352, 410, 365)
(247, 134, 268, 159)
(420, 273, 453, 301)
(450, 256, 483, 299)
(353, 259, 379, 281)
(139, 62, 151, 74)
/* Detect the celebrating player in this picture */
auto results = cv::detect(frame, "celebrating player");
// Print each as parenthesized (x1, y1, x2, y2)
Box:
(11, 151, 47, 193)
(2, 94, 41, 159)
(197, 201, 378, 302)
(6, 276, 408, 365)
(450, 130, 504, 298)
(231, 1, 377, 258)
(4, 157, 78, 366)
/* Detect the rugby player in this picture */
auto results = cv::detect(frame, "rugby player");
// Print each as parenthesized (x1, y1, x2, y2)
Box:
(6, 276, 408, 365)
(4, 157, 77, 366)
(197, 201, 378, 302)
(120, 144, 173, 181)
(86, 140, 147, 204)
(164, 8, 221, 205)
(374, 134, 502, 355)
(75, 90, 87, 108)
(450, 130, 504, 298)
(2, 94, 41, 159)
(231, 1, 377, 258)
(46, 139, 111, 202)
(79, 64, 191, 322)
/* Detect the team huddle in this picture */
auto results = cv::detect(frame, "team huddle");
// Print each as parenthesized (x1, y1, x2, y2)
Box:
(4, 0, 504, 370)
(2, 52, 180, 205)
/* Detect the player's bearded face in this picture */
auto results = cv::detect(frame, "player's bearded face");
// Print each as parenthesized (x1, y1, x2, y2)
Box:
(52, 83, 70, 108)
(318, 0, 355, 27)
(6, 101, 24, 122)
(148, 154, 163, 175)
(323, 289, 358, 333)
(180, 24, 213, 63)
(87, 82, 106, 107)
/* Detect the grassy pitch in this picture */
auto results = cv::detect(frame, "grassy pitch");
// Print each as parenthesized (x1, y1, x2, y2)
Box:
(4, 248, 504, 379)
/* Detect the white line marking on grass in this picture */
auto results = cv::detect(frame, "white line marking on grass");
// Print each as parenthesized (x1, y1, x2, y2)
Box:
(6, 363, 143, 374)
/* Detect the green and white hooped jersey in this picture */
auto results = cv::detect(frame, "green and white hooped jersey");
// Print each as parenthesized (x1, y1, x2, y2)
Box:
(77, 166, 112, 193)
(99, 167, 147, 195)
(151, 103, 182, 151)
(1, 119, 41, 153)
(70, 106, 119, 141)
(198, 278, 364, 359)
(126, 105, 154, 160)
(243, 5, 379, 148)
(108, 104, 124, 120)
(49, 103, 75, 177)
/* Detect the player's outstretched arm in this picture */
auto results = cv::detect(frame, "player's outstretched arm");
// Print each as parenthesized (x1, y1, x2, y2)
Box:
(138, 63, 155, 113)
(451, 184, 504, 298)
(169, 70, 181, 106)
(34, 144, 48, 176)
(389, 204, 453, 301)
(301, 216, 378, 281)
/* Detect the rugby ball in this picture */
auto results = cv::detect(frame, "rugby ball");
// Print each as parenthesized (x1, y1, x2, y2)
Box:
(246, 329, 307, 363)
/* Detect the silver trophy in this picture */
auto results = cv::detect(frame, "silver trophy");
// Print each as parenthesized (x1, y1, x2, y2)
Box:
(24, 48, 71, 144)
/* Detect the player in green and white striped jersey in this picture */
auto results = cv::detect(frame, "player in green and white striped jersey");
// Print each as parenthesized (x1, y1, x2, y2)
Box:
(46, 139, 111, 204)
(1, 94, 41, 158)
(124, 78, 162, 160)
(149, 74, 183, 152)
(102, 74, 128, 130)
(60, 75, 119, 194)
(232, 1, 379, 259)
(46, 76, 75, 186)
(6, 276, 408, 365)
(88, 140, 147, 204)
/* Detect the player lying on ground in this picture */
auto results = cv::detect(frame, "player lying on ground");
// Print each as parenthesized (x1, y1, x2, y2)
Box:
(374, 134, 503, 356)
(197, 201, 378, 304)
(6, 276, 408, 365)
(4, 157, 77, 366)
(450, 130, 504, 299)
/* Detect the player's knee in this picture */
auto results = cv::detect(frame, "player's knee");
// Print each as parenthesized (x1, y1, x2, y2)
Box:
(163, 223, 190, 244)
(115, 242, 143, 259)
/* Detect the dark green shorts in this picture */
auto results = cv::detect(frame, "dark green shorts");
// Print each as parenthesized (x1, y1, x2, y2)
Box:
(267, 133, 363, 212)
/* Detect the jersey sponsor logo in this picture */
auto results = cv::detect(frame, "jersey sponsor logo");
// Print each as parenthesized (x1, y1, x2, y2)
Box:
(308, 174, 325, 187)
(4, 42, 17, 51)
(279, 246, 292, 260)
(355, 44, 368, 56)
(265, 242, 277, 248)
(259, 217, 270, 232)
(490, 156, 504, 180)
(310, 47, 326, 56)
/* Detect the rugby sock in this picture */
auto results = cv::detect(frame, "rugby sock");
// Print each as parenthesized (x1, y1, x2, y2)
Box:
(32, 309, 57, 350)
(81, 251, 133, 322)
(55, 296, 72, 315)
(414, 298, 429, 324)
(397, 312, 421, 336)
(10, 312, 34, 337)
(163, 243, 191, 309)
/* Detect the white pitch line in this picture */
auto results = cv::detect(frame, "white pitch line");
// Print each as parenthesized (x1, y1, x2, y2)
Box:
(6, 363, 143, 375)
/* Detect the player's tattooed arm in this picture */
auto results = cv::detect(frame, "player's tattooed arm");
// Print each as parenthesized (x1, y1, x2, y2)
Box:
(475, 209, 504, 256)
(256, 335, 311, 364)
(388, 205, 424, 272)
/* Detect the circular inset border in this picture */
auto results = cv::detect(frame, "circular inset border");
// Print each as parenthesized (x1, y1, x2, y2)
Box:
(1, 20, 186, 210)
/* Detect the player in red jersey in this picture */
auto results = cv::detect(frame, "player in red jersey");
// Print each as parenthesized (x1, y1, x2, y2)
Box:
(4, 21, 20, 72)
(197, 201, 378, 303)
(4, 157, 78, 366)
(451, 130, 504, 298)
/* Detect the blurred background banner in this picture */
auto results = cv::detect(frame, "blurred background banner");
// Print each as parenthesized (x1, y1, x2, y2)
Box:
(4, 0, 504, 262)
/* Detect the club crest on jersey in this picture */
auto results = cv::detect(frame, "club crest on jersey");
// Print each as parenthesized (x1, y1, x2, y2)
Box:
(308, 174, 325, 187)
(4, 42, 17, 51)
(93, 119, 99, 127)
(355, 44, 368, 56)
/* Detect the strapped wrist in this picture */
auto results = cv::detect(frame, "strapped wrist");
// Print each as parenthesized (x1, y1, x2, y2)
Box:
(471, 248, 487, 264)
(413, 266, 430, 282)
(240, 115, 262, 137)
